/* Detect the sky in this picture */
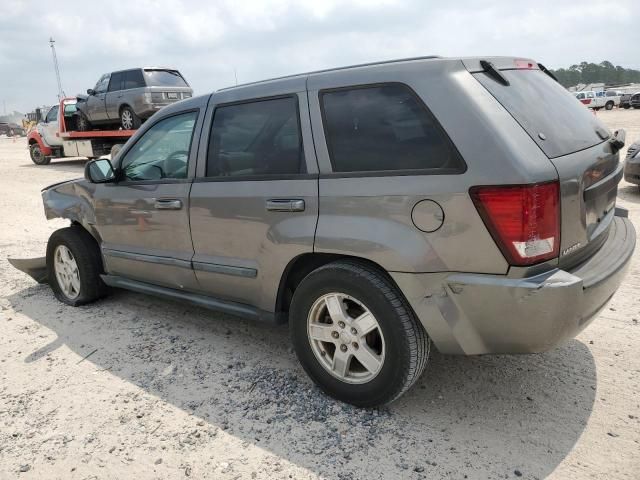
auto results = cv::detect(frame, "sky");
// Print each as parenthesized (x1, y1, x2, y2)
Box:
(1, 0, 639, 113)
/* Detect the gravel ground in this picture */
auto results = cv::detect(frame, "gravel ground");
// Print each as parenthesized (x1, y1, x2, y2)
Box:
(1, 109, 639, 479)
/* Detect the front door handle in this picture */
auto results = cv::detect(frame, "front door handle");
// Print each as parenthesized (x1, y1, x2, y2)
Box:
(265, 199, 305, 212)
(154, 199, 182, 210)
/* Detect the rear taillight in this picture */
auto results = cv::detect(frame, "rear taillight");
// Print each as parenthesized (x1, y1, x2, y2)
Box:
(470, 182, 560, 266)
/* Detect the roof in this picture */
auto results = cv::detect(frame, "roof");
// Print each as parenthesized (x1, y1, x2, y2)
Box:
(217, 55, 442, 92)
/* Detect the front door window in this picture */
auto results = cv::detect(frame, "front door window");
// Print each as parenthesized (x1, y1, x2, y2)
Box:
(120, 111, 197, 181)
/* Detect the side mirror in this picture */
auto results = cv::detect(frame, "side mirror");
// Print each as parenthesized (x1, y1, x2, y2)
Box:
(85, 158, 116, 183)
(87, 88, 96, 95)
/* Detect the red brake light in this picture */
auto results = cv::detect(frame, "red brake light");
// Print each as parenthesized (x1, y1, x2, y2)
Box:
(514, 59, 537, 69)
(470, 182, 560, 266)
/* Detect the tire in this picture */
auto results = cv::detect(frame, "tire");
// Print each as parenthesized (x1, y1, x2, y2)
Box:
(76, 112, 92, 132)
(120, 106, 142, 130)
(46, 226, 108, 306)
(623, 105, 630, 109)
(29, 144, 50, 165)
(605, 101, 614, 110)
(289, 260, 430, 407)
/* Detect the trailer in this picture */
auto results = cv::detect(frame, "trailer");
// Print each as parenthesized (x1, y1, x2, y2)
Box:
(27, 97, 135, 165)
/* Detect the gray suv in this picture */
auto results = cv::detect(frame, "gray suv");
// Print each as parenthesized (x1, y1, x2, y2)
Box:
(75, 67, 193, 131)
(11, 56, 636, 406)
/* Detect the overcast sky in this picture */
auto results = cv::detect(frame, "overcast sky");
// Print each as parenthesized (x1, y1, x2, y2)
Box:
(1, 0, 638, 113)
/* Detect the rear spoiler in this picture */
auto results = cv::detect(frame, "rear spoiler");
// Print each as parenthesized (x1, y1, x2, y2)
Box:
(463, 57, 560, 83)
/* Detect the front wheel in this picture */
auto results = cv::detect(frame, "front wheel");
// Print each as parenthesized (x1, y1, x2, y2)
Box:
(289, 260, 430, 407)
(46, 227, 108, 306)
(605, 101, 614, 110)
(29, 144, 50, 165)
(76, 112, 92, 132)
(120, 106, 142, 130)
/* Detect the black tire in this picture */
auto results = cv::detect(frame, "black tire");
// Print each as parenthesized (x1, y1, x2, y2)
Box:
(289, 260, 430, 407)
(29, 144, 50, 165)
(76, 112, 92, 132)
(605, 101, 614, 110)
(120, 106, 142, 130)
(623, 105, 630, 109)
(46, 226, 108, 306)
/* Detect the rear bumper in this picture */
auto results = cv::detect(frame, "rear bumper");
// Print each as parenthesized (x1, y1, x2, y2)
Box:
(392, 214, 636, 355)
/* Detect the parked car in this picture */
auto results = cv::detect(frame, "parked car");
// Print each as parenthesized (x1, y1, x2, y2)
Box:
(620, 93, 633, 109)
(75, 67, 193, 131)
(10, 56, 636, 407)
(601, 90, 621, 110)
(631, 93, 640, 109)
(0, 122, 26, 137)
(574, 90, 609, 110)
(624, 140, 640, 190)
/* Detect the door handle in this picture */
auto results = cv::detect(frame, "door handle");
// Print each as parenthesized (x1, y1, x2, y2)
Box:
(265, 199, 305, 212)
(154, 199, 182, 210)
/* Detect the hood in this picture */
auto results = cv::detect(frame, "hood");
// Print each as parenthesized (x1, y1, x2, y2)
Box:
(41, 177, 83, 192)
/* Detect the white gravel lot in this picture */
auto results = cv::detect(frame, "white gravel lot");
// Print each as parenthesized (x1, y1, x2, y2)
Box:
(1, 109, 639, 480)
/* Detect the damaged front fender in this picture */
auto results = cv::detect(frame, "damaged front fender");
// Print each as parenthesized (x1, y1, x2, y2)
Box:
(42, 179, 98, 236)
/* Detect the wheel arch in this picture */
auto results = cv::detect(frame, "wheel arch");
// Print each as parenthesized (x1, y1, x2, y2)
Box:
(275, 253, 403, 322)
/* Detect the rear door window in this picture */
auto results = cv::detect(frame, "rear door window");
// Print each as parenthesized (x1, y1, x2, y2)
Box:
(123, 69, 145, 89)
(206, 96, 305, 177)
(108, 72, 124, 92)
(320, 84, 465, 173)
(474, 70, 607, 158)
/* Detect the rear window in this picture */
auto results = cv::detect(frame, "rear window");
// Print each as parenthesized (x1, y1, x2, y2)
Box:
(320, 84, 465, 173)
(143, 69, 189, 87)
(474, 70, 607, 158)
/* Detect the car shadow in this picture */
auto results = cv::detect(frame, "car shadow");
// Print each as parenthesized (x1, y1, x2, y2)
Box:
(8, 284, 596, 479)
(20, 158, 87, 173)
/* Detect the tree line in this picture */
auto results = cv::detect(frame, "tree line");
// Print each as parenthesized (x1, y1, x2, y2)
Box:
(550, 61, 640, 88)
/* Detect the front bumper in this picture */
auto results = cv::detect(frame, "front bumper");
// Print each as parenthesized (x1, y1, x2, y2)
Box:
(392, 214, 636, 355)
(624, 157, 640, 185)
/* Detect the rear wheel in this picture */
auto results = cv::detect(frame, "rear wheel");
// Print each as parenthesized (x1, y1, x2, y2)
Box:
(605, 101, 614, 110)
(46, 226, 108, 306)
(120, 106, 142, 130)
(29, 144, 50, 165)
(289, 260, 430, 407)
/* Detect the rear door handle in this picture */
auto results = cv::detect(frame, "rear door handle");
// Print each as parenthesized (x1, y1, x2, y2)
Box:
(154, 199, 182, 210)
(265, 199, 305, 212)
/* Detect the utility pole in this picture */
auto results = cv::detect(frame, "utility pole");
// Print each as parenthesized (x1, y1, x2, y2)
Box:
(49, 38, 65, 100)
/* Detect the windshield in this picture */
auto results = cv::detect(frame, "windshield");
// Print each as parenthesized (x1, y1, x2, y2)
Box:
(143, 69, 189, 87)
(474, 69, 607, 158)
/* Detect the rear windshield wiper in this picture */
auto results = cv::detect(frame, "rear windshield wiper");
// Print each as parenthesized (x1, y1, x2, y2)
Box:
(537, 63, 559, 83)
(480, 60, 510, 86)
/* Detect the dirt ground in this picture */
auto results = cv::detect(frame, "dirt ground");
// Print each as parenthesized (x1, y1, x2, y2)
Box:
(1, 109, 639, 480)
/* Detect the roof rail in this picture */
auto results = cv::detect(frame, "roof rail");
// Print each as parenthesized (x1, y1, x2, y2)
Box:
(218, 55, 442, 92)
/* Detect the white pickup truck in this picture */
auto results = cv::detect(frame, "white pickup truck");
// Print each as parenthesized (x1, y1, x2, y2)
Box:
(574, 90, 620, 110)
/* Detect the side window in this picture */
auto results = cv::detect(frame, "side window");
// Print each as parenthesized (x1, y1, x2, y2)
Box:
(206, 96, 305, 177)
(45, 106, 59, 123)
(120, 111, 197, 181)
(320, 84, 465, 173)
(124, 69, 145, 89)
(108, 72, 124, 92)
(95, 74, 110, 93)
(587, 92, 595, 99)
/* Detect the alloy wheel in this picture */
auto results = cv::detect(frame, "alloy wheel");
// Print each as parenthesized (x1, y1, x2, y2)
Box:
(307, 292, 385, 384)
(53, 245, 81, 299)
(121, 109, 133, 130)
